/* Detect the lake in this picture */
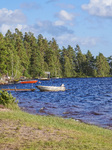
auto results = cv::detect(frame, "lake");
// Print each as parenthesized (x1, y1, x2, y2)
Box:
(1, 77, 112, 129)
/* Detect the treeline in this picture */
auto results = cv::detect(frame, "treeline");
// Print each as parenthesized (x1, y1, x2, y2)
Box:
(0, 28, 112, 79)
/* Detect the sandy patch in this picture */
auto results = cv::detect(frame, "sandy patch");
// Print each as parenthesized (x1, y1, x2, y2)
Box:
(0, 108, 11, 112)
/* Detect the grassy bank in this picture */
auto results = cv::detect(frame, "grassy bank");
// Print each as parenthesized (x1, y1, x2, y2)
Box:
(0, 109, 112, 150)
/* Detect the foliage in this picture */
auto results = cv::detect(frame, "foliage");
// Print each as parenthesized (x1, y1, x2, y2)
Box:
(0, 28, 112, 79)
(96, 53, 110, 77)
(107, 55, 112, 75)
(0, 90, 19, 109)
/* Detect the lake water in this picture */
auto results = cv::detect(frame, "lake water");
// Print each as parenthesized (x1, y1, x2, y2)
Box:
(1, 77, 112, 129)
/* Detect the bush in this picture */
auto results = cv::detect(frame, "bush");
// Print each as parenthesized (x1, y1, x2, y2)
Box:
(0, 90, 19, 110)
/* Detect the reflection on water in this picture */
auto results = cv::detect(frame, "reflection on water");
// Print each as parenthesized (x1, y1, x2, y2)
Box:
(1, 77, 112, 129)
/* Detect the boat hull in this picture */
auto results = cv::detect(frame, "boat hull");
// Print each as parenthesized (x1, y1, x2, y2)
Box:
(20, 80, 37, 84)
(2, 88, 35, 92)
(36, 85, 65, 92)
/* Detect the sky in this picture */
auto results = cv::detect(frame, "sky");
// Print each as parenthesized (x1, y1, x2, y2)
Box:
(0, 0, 112, 57)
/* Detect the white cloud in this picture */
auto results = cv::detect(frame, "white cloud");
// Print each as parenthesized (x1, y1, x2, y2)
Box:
(54, 20, 65, 26)
(56, 10, 75, 21)
(35, 20, 73, 36)
(82, 0, 112, 17)
(0, 8, 27, 34)
(79, 37, 98, 46)
(0, 24, 11, 34)
(0, 24, 28, 35)
(57, 34, 98, 48)
(20, 2, 40, 10)
(58, 3, 75, 9)
(16, 24, 28, 31)
(0, 8, 27, 24)
(46, 0, 59, 4)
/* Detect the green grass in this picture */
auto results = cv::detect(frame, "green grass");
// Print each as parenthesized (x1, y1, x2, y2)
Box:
(0, 109, 112, 150)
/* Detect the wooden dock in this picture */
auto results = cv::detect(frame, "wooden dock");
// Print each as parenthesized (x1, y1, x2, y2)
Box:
(1, 88, 35, 92)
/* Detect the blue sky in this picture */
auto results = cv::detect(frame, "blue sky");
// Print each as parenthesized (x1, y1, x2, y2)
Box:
(0, 0, 112, 57)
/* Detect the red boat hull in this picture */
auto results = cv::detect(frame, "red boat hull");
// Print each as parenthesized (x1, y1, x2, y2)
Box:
(20, 80, 37, 84)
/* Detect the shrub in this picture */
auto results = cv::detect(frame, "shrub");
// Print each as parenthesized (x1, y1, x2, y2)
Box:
(0, 90, 19, 110)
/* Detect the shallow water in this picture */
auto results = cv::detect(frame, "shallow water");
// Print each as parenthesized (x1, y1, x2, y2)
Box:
(1, 77, 112, 129)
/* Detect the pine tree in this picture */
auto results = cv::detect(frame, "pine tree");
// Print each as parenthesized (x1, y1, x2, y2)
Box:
(13, 29, 29, 77)
(47, 38, 61, 77)
(0, 29, 111, 79)
(27, 33, 41, 77)
(75, 44, 86, 76)
(96, 53, 110, 77)
(85, 50, 95, 76)
(61, 46, 74, 77)
(37, 34, 45, 76)
(107, 56, 112, 75)
(0, 33, 8, 75)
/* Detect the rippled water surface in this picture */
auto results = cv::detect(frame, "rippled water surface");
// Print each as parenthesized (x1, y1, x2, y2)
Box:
(1, 77, 112, 129)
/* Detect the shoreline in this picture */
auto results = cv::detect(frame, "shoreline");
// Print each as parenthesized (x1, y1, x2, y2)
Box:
(20, 106, 112, 131)
(0, 107, 112, 150)
(0, 107, 112, 130)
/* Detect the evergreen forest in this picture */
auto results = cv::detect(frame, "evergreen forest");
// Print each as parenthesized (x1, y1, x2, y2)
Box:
(0, 28, 112, 79)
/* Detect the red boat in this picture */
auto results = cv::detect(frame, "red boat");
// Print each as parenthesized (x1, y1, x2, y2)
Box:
(20, 80, 37, 84)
